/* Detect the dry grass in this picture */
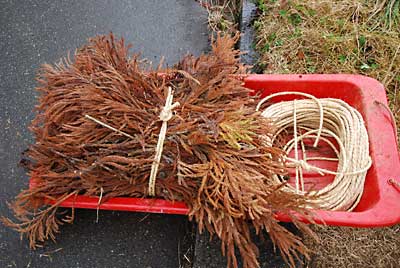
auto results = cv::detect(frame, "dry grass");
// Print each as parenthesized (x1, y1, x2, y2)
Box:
(304, 225, 400, 268)
(253, 1, 400, 267)
(254, 0, 399, 134)
(200, 0, 242, 34)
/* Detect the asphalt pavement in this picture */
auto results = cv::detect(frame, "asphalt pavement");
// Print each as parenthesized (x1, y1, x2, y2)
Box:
(0, 1, 208, 267)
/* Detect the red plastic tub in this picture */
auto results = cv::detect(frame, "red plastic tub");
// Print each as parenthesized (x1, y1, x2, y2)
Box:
(29, 74, 400, 227)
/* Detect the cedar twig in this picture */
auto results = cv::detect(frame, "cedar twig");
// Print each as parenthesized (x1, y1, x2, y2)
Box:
(3, 33, 317, 268)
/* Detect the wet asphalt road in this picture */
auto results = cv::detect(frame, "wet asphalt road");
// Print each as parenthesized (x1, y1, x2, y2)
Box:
(0, 1, 208, 267)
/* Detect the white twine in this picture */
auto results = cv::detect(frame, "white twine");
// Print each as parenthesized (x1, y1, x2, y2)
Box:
(148, 87, 180, 196)
(258, 92, 372, 211)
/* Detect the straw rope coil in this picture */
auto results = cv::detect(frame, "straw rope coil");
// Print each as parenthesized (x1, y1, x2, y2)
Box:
(257, 92, 372, 211)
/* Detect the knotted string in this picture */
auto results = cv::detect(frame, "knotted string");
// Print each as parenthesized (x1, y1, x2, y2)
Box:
(148, 87, 180, 196)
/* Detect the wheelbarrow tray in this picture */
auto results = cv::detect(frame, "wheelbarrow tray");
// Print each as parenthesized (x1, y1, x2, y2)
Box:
(29, 74, 400, 227)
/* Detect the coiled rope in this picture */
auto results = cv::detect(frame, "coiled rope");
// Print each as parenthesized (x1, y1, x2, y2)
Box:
(257, 92, 372, 211)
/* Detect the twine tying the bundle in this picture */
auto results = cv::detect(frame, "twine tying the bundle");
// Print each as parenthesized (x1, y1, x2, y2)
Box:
(257, 92, 372, 211)
(85, 87, 180, 197)
(148, 87, 180, 196)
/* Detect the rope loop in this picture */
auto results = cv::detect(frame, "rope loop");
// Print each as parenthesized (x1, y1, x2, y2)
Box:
(259, 92, 372, 211)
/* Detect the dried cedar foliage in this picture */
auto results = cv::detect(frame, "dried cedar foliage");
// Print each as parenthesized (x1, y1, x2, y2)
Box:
(2, 33, 318, 268)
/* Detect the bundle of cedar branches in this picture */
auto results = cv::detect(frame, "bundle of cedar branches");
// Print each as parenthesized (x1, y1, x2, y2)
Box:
(2, 34, 318, 268)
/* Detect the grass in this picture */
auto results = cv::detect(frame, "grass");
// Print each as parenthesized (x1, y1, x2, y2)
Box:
(253, 0, 399, 132)
(199, 0, 242, 34)
(253, 1, 400, 267)
(304, 225, 400, 268)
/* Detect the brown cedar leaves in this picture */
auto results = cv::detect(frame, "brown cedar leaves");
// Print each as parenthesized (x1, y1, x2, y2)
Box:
(2, 33, 317, 268)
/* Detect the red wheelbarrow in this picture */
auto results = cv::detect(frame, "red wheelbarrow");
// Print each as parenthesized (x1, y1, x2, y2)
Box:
(30, 74, 400, 227)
